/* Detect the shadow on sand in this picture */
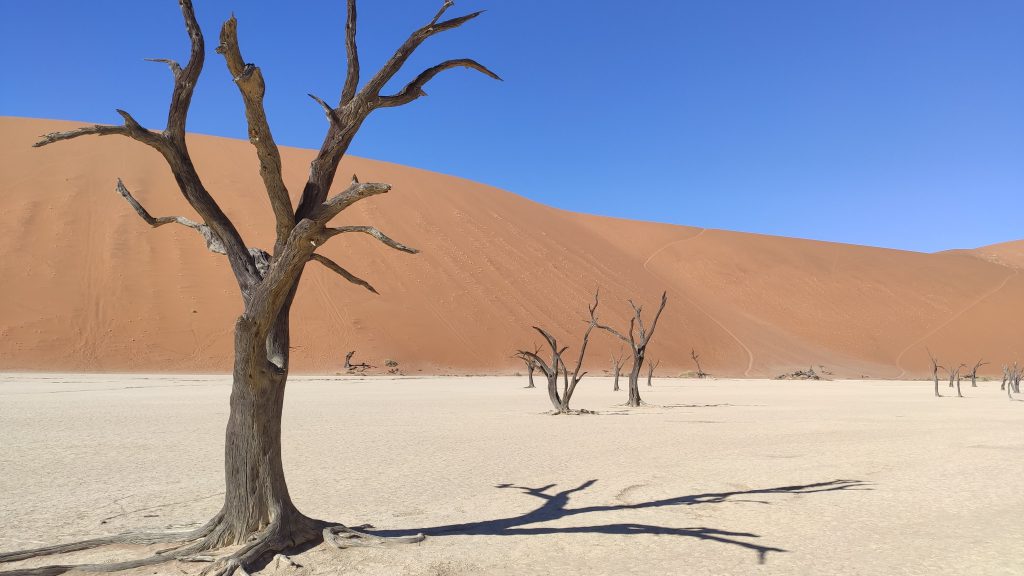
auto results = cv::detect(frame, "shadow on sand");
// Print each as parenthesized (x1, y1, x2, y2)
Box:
(372, 479, 869, 565)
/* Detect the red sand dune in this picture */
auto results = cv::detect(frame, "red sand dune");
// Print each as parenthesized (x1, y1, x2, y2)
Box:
(1, 117, 1021, 377)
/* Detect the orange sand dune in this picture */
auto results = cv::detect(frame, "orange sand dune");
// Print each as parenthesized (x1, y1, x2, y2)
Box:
(1, 117, 1021, 377)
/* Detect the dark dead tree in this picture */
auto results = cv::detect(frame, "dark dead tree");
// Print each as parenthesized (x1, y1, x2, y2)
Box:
(967, 359, 988, 388)
(516, 344, 542, 388)
(646, 358, 660, 387)
(518, 292, 600, 414)
(596, 292, 669, 407)
(691, 348, 708, 378)
(1001, 365, 1008, 391)
(343, 350, 371, 372)
(611, 348, 626, 392)
(952, 363, 966, 398)
(1, 2, 499, 575)
(927, 349, 943, 398)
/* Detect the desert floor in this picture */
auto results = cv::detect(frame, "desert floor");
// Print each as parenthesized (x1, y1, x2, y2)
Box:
(1, 374, 1021, 576)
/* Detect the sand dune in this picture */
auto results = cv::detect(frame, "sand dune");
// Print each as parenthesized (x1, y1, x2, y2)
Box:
(1, 117, 1021, 377)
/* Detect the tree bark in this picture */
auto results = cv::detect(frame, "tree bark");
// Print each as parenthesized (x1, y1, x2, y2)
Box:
(526, 364, 536, 388)
(626, 355, 644, 407)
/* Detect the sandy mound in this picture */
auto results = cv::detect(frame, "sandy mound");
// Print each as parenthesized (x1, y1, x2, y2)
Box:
(1, 117, 1021, 377)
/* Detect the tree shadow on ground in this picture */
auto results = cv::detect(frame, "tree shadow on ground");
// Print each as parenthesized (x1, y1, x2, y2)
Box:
(376, 479, 868, 564)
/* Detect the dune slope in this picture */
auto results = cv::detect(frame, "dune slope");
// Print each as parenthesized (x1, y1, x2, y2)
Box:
(1, 117, 1021, 377)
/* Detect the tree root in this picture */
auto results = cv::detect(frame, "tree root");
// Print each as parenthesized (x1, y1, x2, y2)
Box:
(550, 408, 598, 415)
(0, 516, 423, 576)
(322, 524, 424, 549)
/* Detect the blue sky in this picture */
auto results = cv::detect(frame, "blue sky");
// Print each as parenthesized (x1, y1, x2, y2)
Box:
(2, 1, 1021, 252)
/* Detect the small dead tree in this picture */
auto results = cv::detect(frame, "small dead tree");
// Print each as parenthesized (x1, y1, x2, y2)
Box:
(691, 348, 708, 378)
(1001, 365, 1008, 391)
(952, 363, 966, 398)
(611, 348, 626, 392)
(967, 359, 988, 388)
(343, 350, 371, 372)
(1007, 363, 1022, 400)
(596, 292, 668, 407)
(516, 344, 542, 388)
(518, 292, 600, 414)
(0, 2, 499, 575)
(927, 349, 943, 398)
(646, 359, 660, 387)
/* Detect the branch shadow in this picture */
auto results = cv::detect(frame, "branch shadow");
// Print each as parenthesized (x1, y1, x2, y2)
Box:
(375, 479, 869, 564)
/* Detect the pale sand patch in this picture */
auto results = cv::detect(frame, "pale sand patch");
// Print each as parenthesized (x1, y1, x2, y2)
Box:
(1, 374, 1021, 575)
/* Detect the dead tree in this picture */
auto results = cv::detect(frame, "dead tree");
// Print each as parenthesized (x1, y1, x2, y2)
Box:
(516, 344, 542, 388)
(691, 348, 708, 378)
(927, 349, 944, 397)
(611, 348, 626, 392)
(1001, 365, 1008, 391)
(518, 293, 600, 414)
(952, 363, 966, 398)
(967, 359, 988, 387)
(0, 2, 499, 575)
(343, 350, 371, 372)
(596, 292, 668, 407)
(1007, 363, 1022, 400)
(646, 359, 660, 387)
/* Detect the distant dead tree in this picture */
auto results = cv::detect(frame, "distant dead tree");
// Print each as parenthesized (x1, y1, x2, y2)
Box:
(0, 1, 499, 574)
(1006, 363, 1022, 400)
(516, 344, 542, 388)
(646, 359, 661, 387)
(611, 348, 627, 392)
(967, 359, 988, 388)
(691, 348, 709, 378)
(927, 349, 943, 398)
(951, 363, 966, 398)
(343, 350, 371, 372)
(518, 292, 600, 414)
(596, 292, 668, 407)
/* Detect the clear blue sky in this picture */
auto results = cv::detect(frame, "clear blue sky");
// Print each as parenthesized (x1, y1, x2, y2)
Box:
(2, 1, 1021, 252)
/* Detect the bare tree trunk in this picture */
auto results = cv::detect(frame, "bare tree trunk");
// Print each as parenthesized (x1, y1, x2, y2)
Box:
(612, 364, 621, 392)
(928, 349, 942, 397)
(627, 355, 644, 407)
(526, 364, 536, 388)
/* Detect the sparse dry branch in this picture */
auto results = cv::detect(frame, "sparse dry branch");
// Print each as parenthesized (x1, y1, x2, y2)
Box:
(322, 226, 418, 253)
(216, 14, 293, 252)
(115, 179, 227, 255)
(310, 254, 378, 294)
(340, 0, 360, 104)
(376, 59, 501, 108)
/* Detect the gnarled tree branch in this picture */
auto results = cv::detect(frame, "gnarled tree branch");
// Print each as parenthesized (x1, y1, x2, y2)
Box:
(340, 0, 360, 105)
(321, 226, 418, 254)
(313, 179, 392, 223)
(376, 58, 501, 108)
(217, 14, 293, 253)
(358, 3, 484, 100)
(116, 179, 226, 255)
(310, 253, 378, 294)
